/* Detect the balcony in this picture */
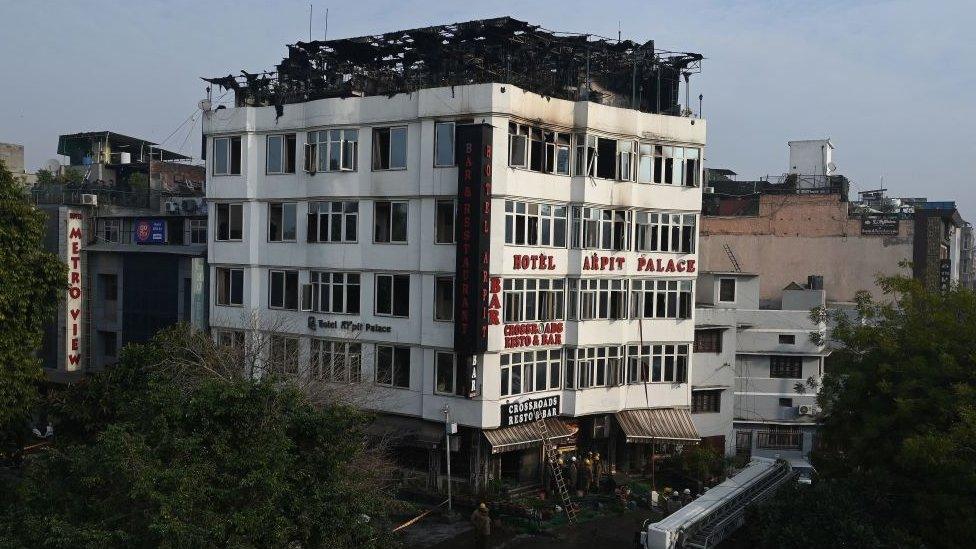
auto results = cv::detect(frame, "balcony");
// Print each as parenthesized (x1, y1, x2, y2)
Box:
(756, 429, 802, 451)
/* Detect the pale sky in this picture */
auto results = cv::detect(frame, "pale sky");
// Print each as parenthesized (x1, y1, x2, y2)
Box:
(2, 0, 973, 216)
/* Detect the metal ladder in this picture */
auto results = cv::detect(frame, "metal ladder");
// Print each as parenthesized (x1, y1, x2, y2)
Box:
(723, 243, 742, 273)
(536, 419, 579, 523)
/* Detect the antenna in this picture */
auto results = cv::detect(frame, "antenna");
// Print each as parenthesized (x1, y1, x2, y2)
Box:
(308, 4, 313, 42)
(324, 8, 329, 40)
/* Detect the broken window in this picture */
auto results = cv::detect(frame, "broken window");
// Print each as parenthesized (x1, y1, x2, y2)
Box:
(372, 126, 407, 170)
(638, 143, 653, 183)
(213, 136, 242, 175)
(618, 140, 635, 181)
(266, 134, 296, 174)
(508, 122, 571, 175)
(508, 122, 528, 167)
(595, 137, 617, 179)
(634, 212, 696, 253)
(575, 134, 596, 176)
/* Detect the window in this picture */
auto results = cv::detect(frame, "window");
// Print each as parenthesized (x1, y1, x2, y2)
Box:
(652, 145, 699, 186)
(99, 331, 117, 359)
(617, 140, 635, 181)
(694, 329, 723, 353)
(630, 279, 693, 319)
(566, 346, 623, 389)
(372, 126, 407, 170)
(692, 390, 722, 413)
(508, 123, 527, 167)
(216, 203, 243, 241)
(595, 137, 617, 179)
(634, 212, 696, 253)
(266, 134, 296, 174)
(310, 339, 362, 382)
(100, 219, 121, 243)
(268, 335, 300, 375)
(435, 200, 455, 244)
(306, 128, 358, 172)
(779, 397, 793, 407)
(757, 426, 802, 450)
(503, 278, 565, 322)
(779, 334, 796, 345)
(500, 349, 562, 396)
(215, 329, 245, 350)
(434, 277, 453, 321)
(504, 201, 568, 247)
(638, 143, 654, 183)
(268, 202, 297, 242)
(98, 273, 118, 302)
(572, 207, 628, 250)
(569, 279, 626, 320)
(575, 134, 596, 176)
(188, 219, 207, 244)
(309, 271, 360, 314)
(376, 345, 411, 388)
(215, 267, 243, 306)
(435, 351, 465, 396)
(308, 201, 358, 243)
(374, 201, 408, 243)
(375, 274, 410, 317)
(626, 344, 689, 384)
(213, 136, 242, 175)
(434, 122, 455, 167)
(770, 356, 803, 379)
(719, 278, 736, 303)
(507, 122, 572, 175)
(268, 269, 299, 310)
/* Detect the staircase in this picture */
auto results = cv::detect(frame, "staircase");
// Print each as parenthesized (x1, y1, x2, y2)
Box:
(536, 419, 578, 523)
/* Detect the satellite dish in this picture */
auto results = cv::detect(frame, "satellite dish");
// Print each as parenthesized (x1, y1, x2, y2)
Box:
(198, 99, 212, 111)
(43, 159, 61, 173)
(826, 162, 837, 173)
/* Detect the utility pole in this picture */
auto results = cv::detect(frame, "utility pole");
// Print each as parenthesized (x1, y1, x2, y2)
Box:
(443, 405, 453, 515)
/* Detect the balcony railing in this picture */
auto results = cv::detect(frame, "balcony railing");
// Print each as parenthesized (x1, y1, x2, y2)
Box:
(757, 429, 803, 451)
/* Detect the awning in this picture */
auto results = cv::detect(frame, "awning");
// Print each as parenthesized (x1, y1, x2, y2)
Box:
(615, 408, 701, 444)
(483, 418, 578, 454)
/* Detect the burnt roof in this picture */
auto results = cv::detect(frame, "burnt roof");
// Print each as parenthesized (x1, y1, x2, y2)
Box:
(205, 16, 702, 115)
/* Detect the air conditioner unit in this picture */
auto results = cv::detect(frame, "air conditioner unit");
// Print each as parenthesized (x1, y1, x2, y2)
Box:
(797, 404, 816, 416)
(704, 186, 715, 194)
(164, 200, 181, 214)
(81, 193, 98, 206)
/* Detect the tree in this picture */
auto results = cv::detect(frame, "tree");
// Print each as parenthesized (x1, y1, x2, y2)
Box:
(0, 160, 66, 458)
(750, 276, 976, 548)
(0, 325, 395, 548)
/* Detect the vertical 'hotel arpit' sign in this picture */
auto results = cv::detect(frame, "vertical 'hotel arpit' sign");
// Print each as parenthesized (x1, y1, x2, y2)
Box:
(454, 123, 493, 394)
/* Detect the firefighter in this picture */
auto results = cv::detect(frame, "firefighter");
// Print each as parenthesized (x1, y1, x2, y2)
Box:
(593, 452, 604, 492)
(470, 503, 491, 549)
(568, 456, 579, 495)
(581, 458, 594, 494)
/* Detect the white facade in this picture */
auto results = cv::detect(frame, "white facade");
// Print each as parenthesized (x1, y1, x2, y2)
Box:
(787, 138, 834, 176)
(203, 83, 704, 447)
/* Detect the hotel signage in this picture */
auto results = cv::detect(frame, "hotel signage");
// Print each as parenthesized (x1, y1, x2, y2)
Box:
(501, 395, 561, 427)
(862, 216, 899, 236)
(65, 212, 84, 371)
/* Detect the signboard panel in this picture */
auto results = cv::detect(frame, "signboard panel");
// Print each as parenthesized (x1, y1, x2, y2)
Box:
(940, 259, 952, 292)
(65, 212, 83, 371)
(135, 218, 167, 244)
(501, 395, 561, 427)
(861, 216, 899, 236)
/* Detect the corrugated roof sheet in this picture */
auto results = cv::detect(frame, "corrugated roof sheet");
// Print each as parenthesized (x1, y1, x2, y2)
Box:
(615, 408, 701, 443)
(483, 418, 577, 454)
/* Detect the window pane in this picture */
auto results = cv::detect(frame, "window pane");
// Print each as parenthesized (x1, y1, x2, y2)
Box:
(435, 352, 454, 393)
(435, 122, 454, 166)
(214, 138, 228, 174)
(376, 275, 392, 314)
(436, 201, 454, 243)
(390, 127, 407, 169)
(393, 275, 410, 317)
(267, 135, 282, 173)
(393, 346, 411, 387)
(377, 346, 393, 385)
(392, 202, 408, 242)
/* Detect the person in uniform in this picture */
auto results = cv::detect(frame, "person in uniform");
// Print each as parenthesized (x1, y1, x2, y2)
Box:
(568, 457, 579, 495)
(470, 503, 491, 549)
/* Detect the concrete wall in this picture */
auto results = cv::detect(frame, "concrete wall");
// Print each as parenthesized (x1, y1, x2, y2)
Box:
(0, 142, 25, 174)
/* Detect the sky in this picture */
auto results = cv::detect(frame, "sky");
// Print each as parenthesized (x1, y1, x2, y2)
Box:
(2, 0, 974, 216)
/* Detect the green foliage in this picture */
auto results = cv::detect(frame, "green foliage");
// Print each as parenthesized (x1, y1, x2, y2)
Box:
(751, 275, 976, 548)
(680, 444, 723, 485)
(33, 167, 85, 186)
(0, 326, 394, 548)
(0, 160, 66, 457)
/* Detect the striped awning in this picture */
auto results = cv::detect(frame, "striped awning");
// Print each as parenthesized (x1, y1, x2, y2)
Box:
(483, 418, 578, 454)
(615, 408, 701, 443)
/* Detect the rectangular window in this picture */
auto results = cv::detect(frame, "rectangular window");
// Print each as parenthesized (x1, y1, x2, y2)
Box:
(637, 143, 653, 183)
(213, 136, 242, 175)
(215, 267, 243, 306)
(566, 346, 623, 389)
(617, 140, 635, 181)
(216, 203, 243, 241)
(635, 212, 696, 253)
(575, 134, 596, 176)
(508, 122, 571, 175)
(504, 200, 567, 247)
(310, 339, 362, 382)
(307, 129, 358, 172)
(435, 200, 455, 244)
(215, 329, 246, 351)
(372, 126, 407, 170)
(309, 271, 360, 314)
(101, 218, 121, 243)
(779, 397, 793, 407)
(719, 278, 737, 303)
(99, 330, 117, 359)
(694, 329, 723, 353)
(572, 207, 628, 251)
(435, 351, 465, 396)
(569, 278, 626, 320)
(500, 349, 561, 397)
(307, 201, 358, 243)
(770, 356, 803, 379)
(630, 279, 693, 320)
(503, 278, 565, 322)
(595, 137, 617, 179)
(779, 334, 797, 345)
(188, 219, 207, 244)
(266, 134, 296, 174)
(758, 426, 802, 450)
(508, 122, 527, 168)
(627, 344, 689, 384)
(374, 201, 408, 243)
(434, 277, 454, 321)
(267, 335, 300, 375)
(375, 273, 410, 317)
(268, 269, 299, 310)
(267, 202, 297, 242)
(98, 273, 118, 302)
(692, 390, 722, 413)
(434, 122, 455, 167)
(376, 344, 411, 388)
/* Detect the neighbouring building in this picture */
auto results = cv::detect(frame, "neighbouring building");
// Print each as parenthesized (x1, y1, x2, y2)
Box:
(692, 272, 828, 470)
(0, 142, 36, 185)
(33, 132, 208, 382)
(203, 17, 706, 491)
(700, 140, 966, 305)
(960, 222, 975, 290)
